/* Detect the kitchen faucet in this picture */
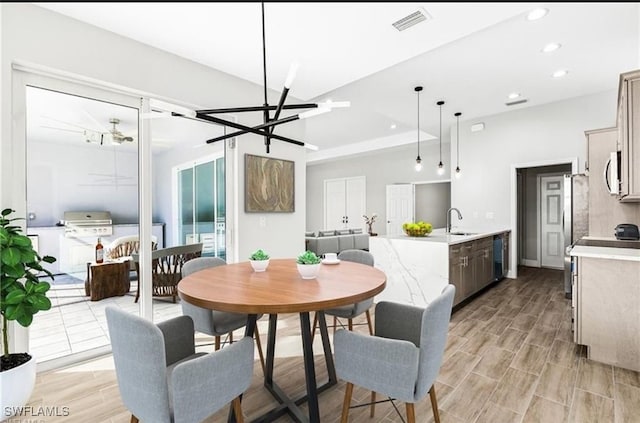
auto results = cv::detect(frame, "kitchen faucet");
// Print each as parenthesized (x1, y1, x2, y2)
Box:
(446, 208, 463, 233)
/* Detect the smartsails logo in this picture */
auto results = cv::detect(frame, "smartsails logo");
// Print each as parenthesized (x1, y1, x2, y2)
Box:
(4, 405, 70, 419)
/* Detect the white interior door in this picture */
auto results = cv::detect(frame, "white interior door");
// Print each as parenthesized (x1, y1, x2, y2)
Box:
(324, 178, 347, 229)
(540, 175, 564, 269)
(345, 177, 366, 230)
(386, 184, 414, 236)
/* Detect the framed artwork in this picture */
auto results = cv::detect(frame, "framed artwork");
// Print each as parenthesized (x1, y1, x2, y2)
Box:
(245, 153, 295, 212)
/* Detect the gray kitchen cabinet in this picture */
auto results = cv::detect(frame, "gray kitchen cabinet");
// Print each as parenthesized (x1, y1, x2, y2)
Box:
(574, 255, 640, 372)
(448, 236, 494, 305)
(617, 69, 640, 201)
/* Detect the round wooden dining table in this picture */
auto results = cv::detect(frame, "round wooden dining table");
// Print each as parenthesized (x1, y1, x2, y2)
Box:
(178, 258, 386, 423)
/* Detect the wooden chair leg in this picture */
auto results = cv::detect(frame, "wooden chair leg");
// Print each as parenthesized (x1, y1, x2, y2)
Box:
(130, 415, 139, 423)
(406, 402, 416, 423)
(333, 316, 338, 335)
(370, 391, 376, 417)
(215, 335, 221, 351)
(230, 331, 234, 344)
(232, 397, 244, 423)
(254, 325, 266, 374)
(341, 382, 354, 423)
(429, 385, 441, 423)
(348, 318, 353, 331)
(365, 309, 373, 335)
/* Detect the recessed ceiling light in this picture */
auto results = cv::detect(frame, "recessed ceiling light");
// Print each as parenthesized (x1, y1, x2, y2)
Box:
(390, 123, 397, 129)
(508, 92, 521, 100)
(542, 42, 561, 53)
(552, 69, 568, 78)
(527, 8, 549, 21)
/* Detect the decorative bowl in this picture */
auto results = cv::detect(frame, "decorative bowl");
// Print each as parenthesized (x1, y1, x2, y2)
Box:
(402, 221, 433, 237)
(403, 228, 431, 237)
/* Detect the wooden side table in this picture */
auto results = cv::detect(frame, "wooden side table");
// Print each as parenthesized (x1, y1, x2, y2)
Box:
(85, 261, 130, 301)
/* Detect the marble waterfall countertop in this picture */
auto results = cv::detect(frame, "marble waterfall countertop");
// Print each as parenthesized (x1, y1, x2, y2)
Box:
(377, 227, 511, 245)
(370, 227, 510, 307)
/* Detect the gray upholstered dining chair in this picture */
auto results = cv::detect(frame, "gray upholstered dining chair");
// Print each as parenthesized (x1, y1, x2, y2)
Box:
(180, 257, 265, 373)
(312, 249, 375, 338)
(334, 284, 455, 423)
(105, 306, 254, 423)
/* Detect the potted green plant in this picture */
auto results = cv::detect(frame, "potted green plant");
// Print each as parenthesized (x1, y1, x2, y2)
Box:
(296, 250, 322, 279)
(249, 249, 270, 272)
(0, 208, 56, 417)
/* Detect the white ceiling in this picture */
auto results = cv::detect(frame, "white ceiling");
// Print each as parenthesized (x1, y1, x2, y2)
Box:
(31, 2, 640, 156)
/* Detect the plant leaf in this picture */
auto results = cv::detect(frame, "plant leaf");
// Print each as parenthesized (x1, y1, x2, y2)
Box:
(12, 235, 32, 247)
(42, 255, 57, 264)
(28, 295, 51, 311)
(5, 289, 26, 304)
(1, 208, 13, 216)
(1, 247, 22, 266)
(16, 313, 33, 327)
(33, 281, 50, 293)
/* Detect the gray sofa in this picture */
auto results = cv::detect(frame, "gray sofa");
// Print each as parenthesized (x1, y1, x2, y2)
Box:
(305, 228, 369, 256)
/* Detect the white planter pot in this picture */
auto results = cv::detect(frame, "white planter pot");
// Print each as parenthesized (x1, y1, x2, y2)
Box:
(250, 259, 269, 272)
(1, 354, 36, 418)
(297, 263, 321, 279)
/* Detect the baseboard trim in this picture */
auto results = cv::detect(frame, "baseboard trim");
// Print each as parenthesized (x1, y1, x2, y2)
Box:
(521, 259, 540, 268)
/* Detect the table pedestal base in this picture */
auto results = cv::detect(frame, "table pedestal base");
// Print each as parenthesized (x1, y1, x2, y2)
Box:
(232, 311, 336, 423)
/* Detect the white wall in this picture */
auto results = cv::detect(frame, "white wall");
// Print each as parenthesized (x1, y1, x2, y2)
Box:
(27, 141, 139, 226)
(306, 142, 451, 235)
(450, 90, 617, 231)
(235, 131, 307, 261)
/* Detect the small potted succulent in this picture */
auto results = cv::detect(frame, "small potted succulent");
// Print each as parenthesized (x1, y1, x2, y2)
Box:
(249, 249, 270, 272)
(296, 250, 322, 279)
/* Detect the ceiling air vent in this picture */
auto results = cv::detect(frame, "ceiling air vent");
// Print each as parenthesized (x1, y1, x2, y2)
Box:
(392, 8, 432, 32)
(505, 98, 528, 106)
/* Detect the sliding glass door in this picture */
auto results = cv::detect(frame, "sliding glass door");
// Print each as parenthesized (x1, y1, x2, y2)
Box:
(177, 156, 225, 259)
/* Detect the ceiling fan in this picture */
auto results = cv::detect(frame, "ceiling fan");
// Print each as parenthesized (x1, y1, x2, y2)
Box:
(41, 114, 136, 145)
(108, 118, 134, 144)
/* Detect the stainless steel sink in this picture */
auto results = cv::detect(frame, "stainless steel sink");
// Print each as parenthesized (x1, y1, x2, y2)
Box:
(449, 232, 478, 236)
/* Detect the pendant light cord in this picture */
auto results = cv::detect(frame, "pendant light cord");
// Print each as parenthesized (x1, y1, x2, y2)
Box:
(456, 114, 460, 167)
(417, 90, 420, 157)
(439, 102, 442, 162)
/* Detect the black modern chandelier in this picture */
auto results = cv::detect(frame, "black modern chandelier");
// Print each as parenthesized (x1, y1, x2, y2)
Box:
(172, 3, 348, 154)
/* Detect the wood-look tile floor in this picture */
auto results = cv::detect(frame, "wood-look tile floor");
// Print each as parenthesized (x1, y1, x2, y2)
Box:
(23, 267, 640, 422)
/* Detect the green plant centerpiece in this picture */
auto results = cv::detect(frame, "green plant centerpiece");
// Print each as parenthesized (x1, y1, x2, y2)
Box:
(249, 249, 270, 272)
(296, 250, 321, 265)
(296, 251, 321, 280)
(1, 208, 56, 416)
(249, 249, 270, 261)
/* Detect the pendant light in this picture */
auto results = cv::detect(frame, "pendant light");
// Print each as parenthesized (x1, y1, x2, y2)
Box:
(455, 112, 462, 179)
(436, 100, 445, 175)
(414, 86, 423, 171)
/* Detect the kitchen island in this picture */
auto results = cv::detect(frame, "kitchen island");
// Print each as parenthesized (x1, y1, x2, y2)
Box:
(370, 228, 511, 307)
